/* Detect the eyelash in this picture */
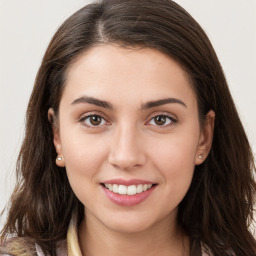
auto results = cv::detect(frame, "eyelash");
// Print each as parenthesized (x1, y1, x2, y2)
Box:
(79, 113, 177, 128)
(147, 114, 177, 127)
(79, 114, 110, 128)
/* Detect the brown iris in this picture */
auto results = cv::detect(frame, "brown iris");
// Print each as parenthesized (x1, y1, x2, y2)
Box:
(89, 115, 102, 126)
(154, 115, 167, 125)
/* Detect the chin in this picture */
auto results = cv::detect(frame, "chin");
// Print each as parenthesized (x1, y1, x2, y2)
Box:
(99, 213, 156, 234)
(107, 221, 152, 234)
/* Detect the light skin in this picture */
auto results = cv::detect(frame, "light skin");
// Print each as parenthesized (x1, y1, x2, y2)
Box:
(49, 45, 215, 256)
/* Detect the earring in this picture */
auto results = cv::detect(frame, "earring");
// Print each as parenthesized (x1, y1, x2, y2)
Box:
(198, 154, 203, 159)
(56, 156, 62, 161)
(56, 155, 65, 167)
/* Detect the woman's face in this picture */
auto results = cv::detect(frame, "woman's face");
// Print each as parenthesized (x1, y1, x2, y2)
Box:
(51, 45, 214, 234)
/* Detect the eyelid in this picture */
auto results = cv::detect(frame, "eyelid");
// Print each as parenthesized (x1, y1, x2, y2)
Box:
(78, 111, 111, 127)
(78, 110, 109, 121)
(77, 111, 178, 128)
(145, 112, 178, 126)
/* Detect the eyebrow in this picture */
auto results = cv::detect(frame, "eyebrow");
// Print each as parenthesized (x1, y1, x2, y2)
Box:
(71, 96, 187, 110)
(71, 96, 113, 109)
(140, 98, 187, 110)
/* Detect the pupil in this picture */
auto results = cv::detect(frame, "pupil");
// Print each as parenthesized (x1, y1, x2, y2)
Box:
(155, 115, 166, 125)
(90, 115, 101, 125)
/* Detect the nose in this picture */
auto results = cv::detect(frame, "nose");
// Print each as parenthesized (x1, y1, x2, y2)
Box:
(108, 125, 146, 171)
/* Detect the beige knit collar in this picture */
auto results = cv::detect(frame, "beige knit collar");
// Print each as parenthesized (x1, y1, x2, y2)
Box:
(67, 215, 82, 256)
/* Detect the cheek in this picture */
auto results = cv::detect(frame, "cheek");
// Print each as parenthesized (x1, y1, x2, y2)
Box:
(149, 129, 199, 166)
(60, 131, 108, 188)
(149, 134, 198, 192)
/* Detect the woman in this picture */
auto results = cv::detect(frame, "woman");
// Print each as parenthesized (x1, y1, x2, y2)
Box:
(0, 0, 255, 255)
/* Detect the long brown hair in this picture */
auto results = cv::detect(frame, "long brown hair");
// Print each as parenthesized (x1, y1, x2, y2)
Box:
(1, 0, 255, 255)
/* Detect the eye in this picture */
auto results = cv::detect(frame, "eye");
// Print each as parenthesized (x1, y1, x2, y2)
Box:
(81, 114, 108, 127)
(148, 115, 176, 126)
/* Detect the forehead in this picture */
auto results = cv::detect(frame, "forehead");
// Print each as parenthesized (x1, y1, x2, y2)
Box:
(63, 44, 197, 108)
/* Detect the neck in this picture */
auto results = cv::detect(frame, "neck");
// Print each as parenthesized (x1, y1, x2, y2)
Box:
(78, 212, 190, 256)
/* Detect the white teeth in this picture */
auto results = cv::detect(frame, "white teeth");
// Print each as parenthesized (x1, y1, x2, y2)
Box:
(118, 185, 127, 195)
(136, 184, 143, 193)
(113, 184, 118, 193)
(104, 183, 154, 195)
(127, 185, 137, 195)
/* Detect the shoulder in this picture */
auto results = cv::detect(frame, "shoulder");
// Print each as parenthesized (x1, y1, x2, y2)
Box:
(35, 240, 67, 256)
(0, 236, 36, 256)
(0, 239, 67, 256)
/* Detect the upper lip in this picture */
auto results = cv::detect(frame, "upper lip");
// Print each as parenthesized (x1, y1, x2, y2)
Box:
(101, 179, 155, 186)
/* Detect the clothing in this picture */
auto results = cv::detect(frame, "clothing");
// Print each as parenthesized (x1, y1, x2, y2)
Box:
(1, 217, 214, 256)
(34, 216, 213, 256)
(35, 241, 213, 256)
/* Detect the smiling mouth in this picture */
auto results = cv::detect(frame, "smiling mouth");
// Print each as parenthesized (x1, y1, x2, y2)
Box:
(101, 183, 156, 195)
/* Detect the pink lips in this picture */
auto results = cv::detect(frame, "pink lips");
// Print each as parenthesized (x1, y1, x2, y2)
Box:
(101, 179, 156, 207)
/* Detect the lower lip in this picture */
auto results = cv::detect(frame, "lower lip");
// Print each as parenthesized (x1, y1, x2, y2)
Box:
(102, 185, 156, 206)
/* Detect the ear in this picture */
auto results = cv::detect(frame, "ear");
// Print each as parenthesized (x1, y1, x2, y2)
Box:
(195, 110, 215, 165)
(48, 108, 65, 167)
